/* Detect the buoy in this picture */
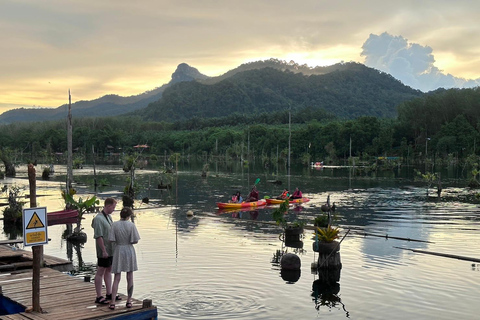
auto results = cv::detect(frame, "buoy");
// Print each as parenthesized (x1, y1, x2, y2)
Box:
(186, 210, 194, 217)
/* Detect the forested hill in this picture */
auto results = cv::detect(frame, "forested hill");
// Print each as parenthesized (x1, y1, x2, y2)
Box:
(200, 58, 359, 84)
(139, 62, 423, 122)
(0, 63, 208, 124)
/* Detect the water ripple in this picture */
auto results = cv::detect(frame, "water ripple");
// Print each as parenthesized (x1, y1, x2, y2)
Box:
(151, 286, 267, 320)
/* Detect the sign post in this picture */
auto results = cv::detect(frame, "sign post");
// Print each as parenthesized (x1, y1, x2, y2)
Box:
(24, 163, 46, 313)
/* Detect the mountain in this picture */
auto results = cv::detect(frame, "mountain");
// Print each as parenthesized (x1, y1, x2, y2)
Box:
(0, 63, 208, 124)
(139, 62, 424, 122)
(0, 60, 424, 124)
(200, 58, 358, 84)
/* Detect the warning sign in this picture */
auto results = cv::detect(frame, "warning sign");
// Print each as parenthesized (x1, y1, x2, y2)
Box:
(23, 207, 48, 246)
(26, 212, 45, 229)
(26, 231, 46, 243)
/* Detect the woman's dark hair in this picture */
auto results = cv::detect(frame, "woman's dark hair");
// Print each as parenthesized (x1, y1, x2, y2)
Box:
(120, 207, 133, 219)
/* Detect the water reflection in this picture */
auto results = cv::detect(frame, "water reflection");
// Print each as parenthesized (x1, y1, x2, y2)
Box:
(65, 239, 96, 276)
(312, 269, 349, 317)
(272, 229, 308, 284)
(170, 207, 201, 232)
(3, 221, 23, 239)
(281, 268, 301, 283)
(2, 163, 480, 319)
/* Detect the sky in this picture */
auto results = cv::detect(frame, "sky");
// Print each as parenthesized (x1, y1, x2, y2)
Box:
(1, 0, 480, 114)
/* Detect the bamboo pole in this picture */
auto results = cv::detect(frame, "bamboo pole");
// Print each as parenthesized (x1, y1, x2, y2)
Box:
(394, 246, 480, 263)
(350, 231, 433, 243)
(337, 225, 434, 243)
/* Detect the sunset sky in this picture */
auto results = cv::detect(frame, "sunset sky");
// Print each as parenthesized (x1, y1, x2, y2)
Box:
(1, 0, 479, 114)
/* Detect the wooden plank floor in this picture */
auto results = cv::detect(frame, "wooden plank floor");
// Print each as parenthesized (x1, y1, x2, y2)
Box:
(0, 268, 157, 320)
(0, 245, 73, 272)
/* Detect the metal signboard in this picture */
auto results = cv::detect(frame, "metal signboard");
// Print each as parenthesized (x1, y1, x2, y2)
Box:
(23, 207, 48, 246)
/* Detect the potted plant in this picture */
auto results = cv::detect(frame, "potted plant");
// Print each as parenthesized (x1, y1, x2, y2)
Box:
(63, 191, 99, 243)
(313, 226, 340, 253)
(2, 185, 24, 226)
(272, 199, 289, 229)
(285, 220, 305, 236)
(314, 214, 329, 228)
(272, 200, 305, 244)
(42, 166, 51, 180)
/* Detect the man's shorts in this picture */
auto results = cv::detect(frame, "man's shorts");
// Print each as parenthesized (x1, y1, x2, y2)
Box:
(97, 256, 113, 268)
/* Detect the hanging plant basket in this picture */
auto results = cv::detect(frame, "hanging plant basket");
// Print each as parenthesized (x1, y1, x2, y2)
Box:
(285, 226, 304, 242)
(285, 238, 304, 249)
(67, 231, 87, 243)
(285, 225, 304, 236)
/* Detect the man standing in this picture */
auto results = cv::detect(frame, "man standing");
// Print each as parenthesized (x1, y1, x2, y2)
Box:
(92, 197, 118, 304)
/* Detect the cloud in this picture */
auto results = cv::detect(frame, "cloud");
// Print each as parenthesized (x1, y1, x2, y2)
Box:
(361, 32, 480, 92)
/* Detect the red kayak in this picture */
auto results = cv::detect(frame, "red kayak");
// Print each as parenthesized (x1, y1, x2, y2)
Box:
(47, 209, 79, 226)
(265, 197, 310, 205)
(216, 199, 267, 209)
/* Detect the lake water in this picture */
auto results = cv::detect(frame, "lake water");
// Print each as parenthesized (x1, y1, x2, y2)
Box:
(1, 163, 479, 319)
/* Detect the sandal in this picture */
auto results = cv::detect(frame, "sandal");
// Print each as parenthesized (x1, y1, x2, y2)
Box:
(106, 294, 122, 301)
(109, 304, 116, 310)
(95, 296, 109, 305)
(126, 302, 133, 308)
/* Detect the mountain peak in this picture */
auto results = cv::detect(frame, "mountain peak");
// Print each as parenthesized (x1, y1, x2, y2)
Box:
(170, 63, 209, 84)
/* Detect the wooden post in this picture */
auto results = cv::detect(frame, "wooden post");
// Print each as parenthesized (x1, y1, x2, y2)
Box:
(28, 164, 36, 207)
(142, 299, 155, 320)
(92, 145, 97, 192)
(317, 242, 342, 269)
(142, 299, 152, 308)
(28, 164, 43, 313)
(66, 90, 73, 192)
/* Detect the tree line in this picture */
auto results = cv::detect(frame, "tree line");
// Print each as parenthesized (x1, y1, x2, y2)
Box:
(0, 87, 479, 171)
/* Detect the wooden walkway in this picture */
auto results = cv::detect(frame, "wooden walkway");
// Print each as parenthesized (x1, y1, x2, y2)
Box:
(0, 244, 73, 272)
(0, 268, 157, 320)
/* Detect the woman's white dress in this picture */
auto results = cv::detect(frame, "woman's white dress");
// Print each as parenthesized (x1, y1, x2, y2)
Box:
(109, 220, 140, 273)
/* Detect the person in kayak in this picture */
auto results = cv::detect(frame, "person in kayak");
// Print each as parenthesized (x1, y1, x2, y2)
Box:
(235, 191, 243, 203)
(229, 191, 243, 203)
(246, 186, 259, 202)
(290, 187, 303, 199)
(276, 189, 290, 200)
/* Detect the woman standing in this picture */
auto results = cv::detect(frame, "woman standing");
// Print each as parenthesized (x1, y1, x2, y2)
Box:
(108, 207, 140, 310)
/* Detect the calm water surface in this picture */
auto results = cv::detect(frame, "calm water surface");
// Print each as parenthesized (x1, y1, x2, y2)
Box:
(1, 164, 479, 319)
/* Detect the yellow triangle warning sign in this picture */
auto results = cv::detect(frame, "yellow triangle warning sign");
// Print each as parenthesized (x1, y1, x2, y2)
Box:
(26, 212, 45, 229)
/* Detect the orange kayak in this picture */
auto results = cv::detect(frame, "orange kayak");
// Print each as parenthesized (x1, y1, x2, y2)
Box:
(265, 197, 310, 205)
(216, 199, 267, 209)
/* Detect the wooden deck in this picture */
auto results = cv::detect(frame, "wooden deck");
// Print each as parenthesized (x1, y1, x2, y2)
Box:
(0, 244, 73, 272)
(0, 268, 157, 320)
(0, 245, 157, 319)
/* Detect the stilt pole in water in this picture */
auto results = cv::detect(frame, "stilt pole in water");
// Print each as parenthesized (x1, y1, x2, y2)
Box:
(92, 145, 97, 192)
(66, 90, 73, 192)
